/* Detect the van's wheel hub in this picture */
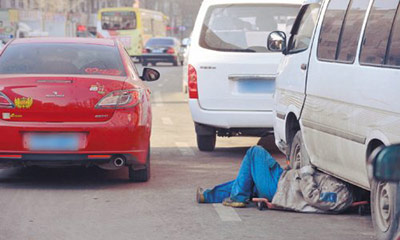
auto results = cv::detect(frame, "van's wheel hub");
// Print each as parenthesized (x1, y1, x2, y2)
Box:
(376, 182, 392, 232)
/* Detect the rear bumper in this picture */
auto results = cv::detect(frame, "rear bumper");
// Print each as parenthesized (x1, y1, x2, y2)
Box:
(142, 54, 176, 62)
(189, 99, 274, 129)
(0, 110, 151, 166)
(0, 153, 137, 167)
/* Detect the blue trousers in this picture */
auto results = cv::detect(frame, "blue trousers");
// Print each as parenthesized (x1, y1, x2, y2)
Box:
(203, 146, 283, 203)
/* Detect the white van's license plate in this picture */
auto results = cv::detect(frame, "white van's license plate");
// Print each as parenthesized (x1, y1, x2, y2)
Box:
(237, 80, 275, 94)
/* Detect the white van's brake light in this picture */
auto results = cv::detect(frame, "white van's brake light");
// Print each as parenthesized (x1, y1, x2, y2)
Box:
(188, 64, 198, 99)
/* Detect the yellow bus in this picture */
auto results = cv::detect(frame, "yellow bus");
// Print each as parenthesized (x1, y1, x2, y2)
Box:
(97, 7, 168, 60)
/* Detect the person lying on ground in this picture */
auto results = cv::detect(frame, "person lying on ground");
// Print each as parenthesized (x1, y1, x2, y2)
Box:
(196, 146, 353, 213)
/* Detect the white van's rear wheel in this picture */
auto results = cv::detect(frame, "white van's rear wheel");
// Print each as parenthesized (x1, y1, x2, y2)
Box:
(371, 180, 399, 240)
(289, 131, 310, 169)
(197, 134, 216, 152)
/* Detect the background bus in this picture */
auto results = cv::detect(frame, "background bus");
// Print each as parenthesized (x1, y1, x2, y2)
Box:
(97, 7, 168, 60)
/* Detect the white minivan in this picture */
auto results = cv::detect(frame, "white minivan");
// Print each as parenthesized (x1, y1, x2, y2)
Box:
(187, 0, 302, 151)
(268, 0, 400, 239)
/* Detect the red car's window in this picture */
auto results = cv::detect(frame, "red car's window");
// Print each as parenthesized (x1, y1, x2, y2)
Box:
(0, 43, 126, 76)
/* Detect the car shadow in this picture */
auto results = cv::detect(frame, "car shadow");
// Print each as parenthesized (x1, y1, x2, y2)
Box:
(0, 166, 142, 190)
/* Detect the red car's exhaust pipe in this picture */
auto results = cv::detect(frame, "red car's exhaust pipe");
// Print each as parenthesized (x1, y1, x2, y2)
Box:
(113, 156, 125, 167)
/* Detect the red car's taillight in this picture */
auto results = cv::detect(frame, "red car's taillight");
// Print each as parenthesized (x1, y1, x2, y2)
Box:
(96, 89, 142, 109)
(188, 64, 198, 99)
(167, 47, 175, 54)
(0, 92, 14, 109)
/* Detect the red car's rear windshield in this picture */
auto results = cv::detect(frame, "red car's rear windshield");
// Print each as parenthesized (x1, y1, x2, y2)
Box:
(0, 43, 127, 76)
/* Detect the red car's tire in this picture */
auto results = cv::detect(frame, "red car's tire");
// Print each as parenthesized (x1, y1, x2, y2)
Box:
(129, 147, 150, 182)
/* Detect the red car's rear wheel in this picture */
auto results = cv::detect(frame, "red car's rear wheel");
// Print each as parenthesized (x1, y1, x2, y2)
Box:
(129, 146, 150, 182)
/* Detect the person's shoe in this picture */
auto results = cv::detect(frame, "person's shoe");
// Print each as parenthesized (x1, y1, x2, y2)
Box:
(196, 187, 205, 203)
(222, 198, 246, 208)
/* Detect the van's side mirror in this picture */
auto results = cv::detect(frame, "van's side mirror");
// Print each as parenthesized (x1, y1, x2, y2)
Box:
(141, 68, 160, 82)
(267, 31, 287, 54)
(369, 144, 400, 182)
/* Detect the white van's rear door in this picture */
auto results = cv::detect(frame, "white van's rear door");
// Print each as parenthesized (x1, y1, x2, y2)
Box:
(190, 3, 300, 112)
(196, 51, 281, 111)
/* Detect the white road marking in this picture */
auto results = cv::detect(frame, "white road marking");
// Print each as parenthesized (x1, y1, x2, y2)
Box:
(213, 204, 242, 222)
(175, 142, 195, 156)
(158, 83, 164, 87)
(153, 91, 164, 107)
(162, 117, 173, 125)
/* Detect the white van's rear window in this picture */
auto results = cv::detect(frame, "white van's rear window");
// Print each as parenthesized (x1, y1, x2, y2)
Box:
(199, 4, 299, 53)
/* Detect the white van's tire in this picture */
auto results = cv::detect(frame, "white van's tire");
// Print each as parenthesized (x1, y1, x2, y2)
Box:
(371, 180, 399, 240)
(197, 134, 216, 152)
(289, 131, 310, 169)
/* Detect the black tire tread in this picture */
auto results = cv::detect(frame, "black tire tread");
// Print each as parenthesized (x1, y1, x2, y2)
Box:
(197, 134, 216, 152)
(371, 180, 399, 240)
(129, 147, 150, 182)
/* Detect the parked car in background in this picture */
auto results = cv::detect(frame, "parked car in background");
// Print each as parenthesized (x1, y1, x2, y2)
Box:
(0, 38, 160, 182)
(268, 0, 400, 239)
(179, 37, 191, 66)
(187, 0, 302, 151)
(142, 37, 183, 66)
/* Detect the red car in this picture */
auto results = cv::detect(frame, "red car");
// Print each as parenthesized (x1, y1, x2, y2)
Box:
(0, 38, 159, 182)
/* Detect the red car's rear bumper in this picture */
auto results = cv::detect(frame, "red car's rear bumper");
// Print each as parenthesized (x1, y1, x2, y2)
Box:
(0, 110, 150, 167)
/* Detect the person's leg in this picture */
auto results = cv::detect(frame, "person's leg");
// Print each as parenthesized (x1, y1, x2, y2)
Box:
(202, 180, 234, 203)
(230, 146, 283, 202)
(248, 146, 283, 201)
(200, 146, 283, 204)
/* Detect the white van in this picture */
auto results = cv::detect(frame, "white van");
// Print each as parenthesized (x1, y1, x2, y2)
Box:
(268, 0, 400, 239)
(187, 0, 302, 151)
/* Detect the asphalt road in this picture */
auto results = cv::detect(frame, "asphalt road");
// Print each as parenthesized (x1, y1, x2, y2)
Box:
(0, 64, 375, 240)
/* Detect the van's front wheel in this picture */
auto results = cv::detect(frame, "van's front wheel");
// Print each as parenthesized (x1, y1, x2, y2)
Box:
(371, 180, 399, 240)
(288, 131, 310, 169)
(197, 134, 216, 152)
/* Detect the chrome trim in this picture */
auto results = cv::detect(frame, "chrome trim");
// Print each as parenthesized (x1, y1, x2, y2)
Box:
(200, 66, 216, 70)
(228, 74, 276, 81)
(302, 119, 366, 144)
(37, 80, 73, 83)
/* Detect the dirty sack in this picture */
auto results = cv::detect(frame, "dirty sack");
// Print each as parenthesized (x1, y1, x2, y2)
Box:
(271, 166, 353, 213)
